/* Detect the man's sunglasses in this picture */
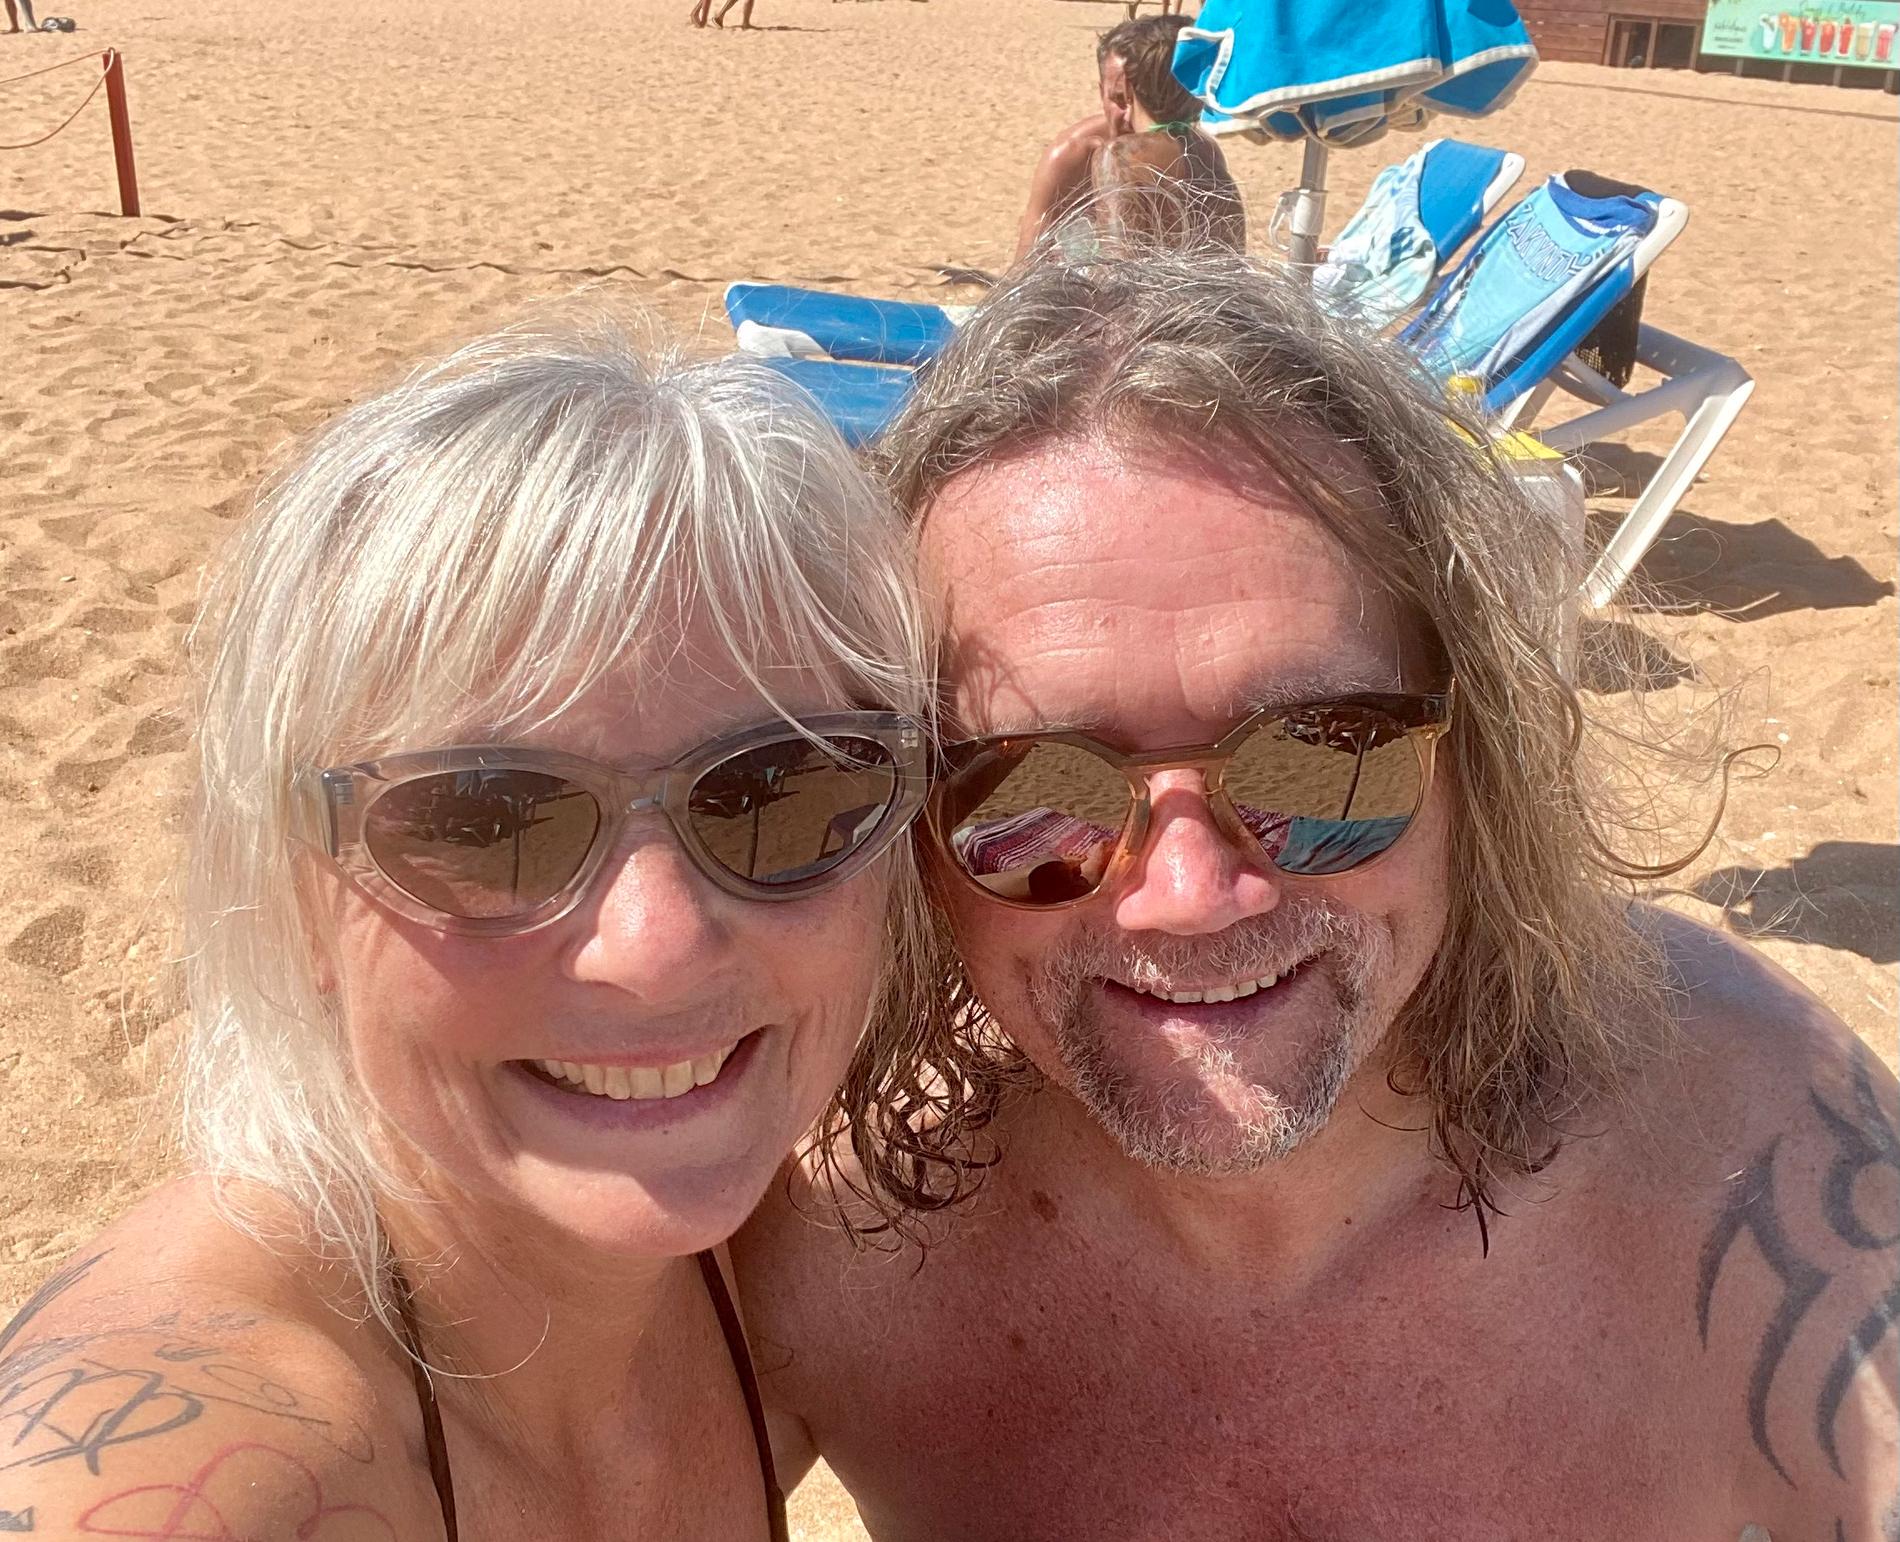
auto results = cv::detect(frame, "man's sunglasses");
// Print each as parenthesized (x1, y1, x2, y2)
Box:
(302, 712, 928, 935)
(928, 692, 1452, 909)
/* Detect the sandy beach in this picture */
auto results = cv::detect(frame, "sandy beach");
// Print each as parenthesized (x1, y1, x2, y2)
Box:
(0, 1, 1894, 1534)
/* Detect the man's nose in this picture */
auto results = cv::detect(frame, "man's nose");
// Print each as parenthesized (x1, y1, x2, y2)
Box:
(566, 823, 736, 996)
(1109, 768, 1281, 937)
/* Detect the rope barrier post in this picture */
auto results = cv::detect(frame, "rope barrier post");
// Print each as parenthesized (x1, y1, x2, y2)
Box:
(101, 48, 138, 216)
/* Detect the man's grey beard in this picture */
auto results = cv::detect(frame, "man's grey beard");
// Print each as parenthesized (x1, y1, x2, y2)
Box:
(1027, 900, 1391, 1176)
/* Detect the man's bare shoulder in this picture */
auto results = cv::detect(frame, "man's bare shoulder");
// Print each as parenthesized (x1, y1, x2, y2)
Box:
(733, 1143, 1002, 1380)
(1624, 904, 1872, 1123)
(732, 1147, 964, 1485)
(1654, 901, 1857, 1035)
(733, 1148, 921, 1322)
(0, 1178, 443, 1539)
(1043, 113, 1113, 164)
(1634, 906, 1898, 1535)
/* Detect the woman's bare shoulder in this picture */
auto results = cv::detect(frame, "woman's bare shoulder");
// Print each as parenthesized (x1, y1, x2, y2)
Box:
(0, 1177, 444, 1540)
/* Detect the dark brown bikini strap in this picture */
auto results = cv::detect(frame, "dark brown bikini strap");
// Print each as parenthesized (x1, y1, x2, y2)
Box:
(384, 1251, 780, 1542)
(387, 1258, 459, 1542)
(695, 1248, 790, 1542)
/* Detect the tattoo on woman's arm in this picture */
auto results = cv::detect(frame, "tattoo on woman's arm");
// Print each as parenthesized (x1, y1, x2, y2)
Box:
(1, 1250, 376, 1489)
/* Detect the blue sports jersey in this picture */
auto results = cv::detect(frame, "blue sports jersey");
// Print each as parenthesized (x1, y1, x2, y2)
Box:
(1406, 176, 1656, 386)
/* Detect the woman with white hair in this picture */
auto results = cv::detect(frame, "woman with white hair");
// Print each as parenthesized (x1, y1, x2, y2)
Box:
(0, 315, 934, 1539)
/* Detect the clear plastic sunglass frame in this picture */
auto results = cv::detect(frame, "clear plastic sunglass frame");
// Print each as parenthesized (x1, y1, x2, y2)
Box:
(299, 711, 929, 936)
(928, 690, 1454, 911)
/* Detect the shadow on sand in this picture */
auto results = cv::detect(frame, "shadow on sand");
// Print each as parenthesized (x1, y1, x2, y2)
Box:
(1574, 616, 1698, 694)
(1688, 841, 1900, 965)
(1577, 445, 1896, 622)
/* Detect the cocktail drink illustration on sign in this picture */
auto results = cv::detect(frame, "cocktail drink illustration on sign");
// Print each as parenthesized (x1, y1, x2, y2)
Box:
(1878, 20, 1898, 59)
(1758, 11, 1781, 47)
(1799, 13, 1818, 50)
(1818, 17, 1836, 50)
(1779, 13, 1799, 50)
(1855, 18, 1874, 55)
(1835, 18, 1853, 54)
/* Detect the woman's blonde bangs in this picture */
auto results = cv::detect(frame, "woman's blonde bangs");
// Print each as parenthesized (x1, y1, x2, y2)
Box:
(240, 326, 921, 766)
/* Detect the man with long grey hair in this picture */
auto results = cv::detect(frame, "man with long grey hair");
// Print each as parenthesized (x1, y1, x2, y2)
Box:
(735, 250, 1898, 1539)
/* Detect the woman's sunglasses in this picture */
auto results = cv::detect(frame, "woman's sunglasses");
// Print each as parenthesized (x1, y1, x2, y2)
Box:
(929, 692, 1452, 909)
(302, 712, 928, 935)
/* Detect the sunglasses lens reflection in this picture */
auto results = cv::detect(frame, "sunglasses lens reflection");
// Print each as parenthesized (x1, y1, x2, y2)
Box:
(687, 734, 901, 887)
(1223, 710, 1423, 876)
(365, 769, 602, 920)
(940, 706, 1430, 905)
(942, 741, 1128, 903)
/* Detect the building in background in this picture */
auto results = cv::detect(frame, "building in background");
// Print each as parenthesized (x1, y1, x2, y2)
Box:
(1517, 0, 1899, 87)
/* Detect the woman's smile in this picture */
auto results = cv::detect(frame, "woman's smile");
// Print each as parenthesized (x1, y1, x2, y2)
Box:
(503, 1026, 771, 1127)
(528, 1039, 744, 1101)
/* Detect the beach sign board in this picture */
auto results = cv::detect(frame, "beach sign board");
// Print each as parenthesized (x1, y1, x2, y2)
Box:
(1702, 0, 1900, 65)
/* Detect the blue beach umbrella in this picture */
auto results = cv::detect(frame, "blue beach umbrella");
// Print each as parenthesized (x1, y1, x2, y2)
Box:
(1173, 0, 1538, 266)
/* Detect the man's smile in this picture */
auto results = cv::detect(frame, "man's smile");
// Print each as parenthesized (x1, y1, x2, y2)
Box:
(1109, 967, 1286, 1004)
(1089, 960, 1329, 1049)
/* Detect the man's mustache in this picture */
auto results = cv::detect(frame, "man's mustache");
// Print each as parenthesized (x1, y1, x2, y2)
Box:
(1040, 898, 1380, 996)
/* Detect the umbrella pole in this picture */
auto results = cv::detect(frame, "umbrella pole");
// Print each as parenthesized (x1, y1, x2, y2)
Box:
(1286, 139, 1329, 271)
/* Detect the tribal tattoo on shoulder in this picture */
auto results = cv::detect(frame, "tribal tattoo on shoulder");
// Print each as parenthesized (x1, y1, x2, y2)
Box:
(1696, 1051, 1900, 1490)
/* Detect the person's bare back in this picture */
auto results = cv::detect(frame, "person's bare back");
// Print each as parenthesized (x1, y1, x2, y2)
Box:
(1092, 125, 1245, 251)
(1015, 113, 1116, 261)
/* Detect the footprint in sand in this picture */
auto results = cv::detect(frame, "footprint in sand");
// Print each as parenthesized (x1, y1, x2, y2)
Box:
(0, 637, 83, 687)
(8, 905, 86, 977)
(37, 511, 99, 549)
(91, 986, 179, 1059)
(49, 846, 118, 890)
(75, 606, 156, 637)
(142, 371, 204, 404)
(98, 662, 169, 711)
(128, 712, 187, 758)
(49, 755, 127, 808)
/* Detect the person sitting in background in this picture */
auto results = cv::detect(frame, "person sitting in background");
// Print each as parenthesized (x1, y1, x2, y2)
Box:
(1014, 15, 1244, 261)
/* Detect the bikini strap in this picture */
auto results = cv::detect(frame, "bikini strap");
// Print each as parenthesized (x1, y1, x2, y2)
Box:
(695, 1249, 790, 1542)
(381, 1250, 777, 1542)
(387, 1258, 460, 1542)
